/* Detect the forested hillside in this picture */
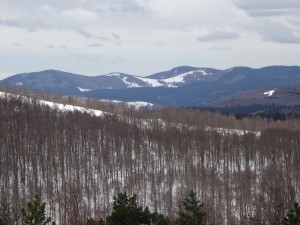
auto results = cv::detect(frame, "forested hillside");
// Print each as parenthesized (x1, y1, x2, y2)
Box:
(0, 92, 299, 225)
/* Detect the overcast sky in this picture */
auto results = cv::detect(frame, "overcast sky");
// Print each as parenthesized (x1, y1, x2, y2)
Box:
(1, 0, 300, 78)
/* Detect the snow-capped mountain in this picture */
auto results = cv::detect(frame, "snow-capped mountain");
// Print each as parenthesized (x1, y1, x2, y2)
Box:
(1, 66, 300, 107)
(0, 66, 219, 91)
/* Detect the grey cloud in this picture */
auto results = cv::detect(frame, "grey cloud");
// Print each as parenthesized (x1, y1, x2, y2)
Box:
(210, 46, 228, 51)
(77, 29, 97, 39)
(0, 0, 147, 18)
(46, 45, 55, 49)
(197, 31, 239, 42)
(108, 0, 147, 13)
(257, 21, 300, 44)
(77, 30, 110, 41)
(88, 43, 103, 47)
(233, 0, 300, 16)
(70, 52, 125, 64)
(111, 32, 120, 40)
(0, 18, 20, 27)
(13, 43, 22, 47)
(234, 0, 300, 9)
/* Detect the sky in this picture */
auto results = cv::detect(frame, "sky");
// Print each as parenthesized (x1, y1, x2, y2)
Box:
(1, 0, 300, 78)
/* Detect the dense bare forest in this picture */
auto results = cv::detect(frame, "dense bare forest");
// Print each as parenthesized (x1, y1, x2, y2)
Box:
(0, 92, 300, 225)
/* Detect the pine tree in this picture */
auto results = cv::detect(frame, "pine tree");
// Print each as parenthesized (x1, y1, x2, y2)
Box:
(281, 202, 300, 225)
(21, 194, 55, 225)
(86, 218, 105, 225)
(151, 212, 173, 225)
(106, 192, 151, 225)
(176, 190, 206, 225)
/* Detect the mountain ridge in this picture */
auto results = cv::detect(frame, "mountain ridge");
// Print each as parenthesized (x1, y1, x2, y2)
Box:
(1, 65, 300, 107)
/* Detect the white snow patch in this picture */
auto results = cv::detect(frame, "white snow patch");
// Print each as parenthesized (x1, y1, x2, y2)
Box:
(122, 76, 142, 88)
(100, 99, 154, 109)
(264, 89, 276, 97)
(205, 127, 261, 137)
(100, 99, 122, 104)
(126, 101, 154, 109)
(40, 100, 105, 116)
(0, 91, 106, 117)
(106, 72, 121, 77)
(162, 69, 211, 86)
(134, 76, 164, 87)
(16, 82, 23, 86)
(77, 87, 91, 92)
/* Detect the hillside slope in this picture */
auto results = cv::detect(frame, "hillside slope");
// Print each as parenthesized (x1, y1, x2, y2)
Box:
(1, 66, 300, 106)
(0, 92, 299, 225)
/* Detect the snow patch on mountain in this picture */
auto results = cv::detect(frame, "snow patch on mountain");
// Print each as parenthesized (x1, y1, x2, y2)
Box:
(98, 69, 215, 88)
(106, 72, 121, 77)
(40, 100, 105, 116)
(77, 87, 91, 92)
(100, 98, 154, 109)
(162, 69, 211, 87)
(0, 91, 105, 117)
(126, 101, 154, 108)
(205, 127, 261, 137)
(264, 89, 276, 97)
(122, 76, 142, 88)
(134, 76, 164, 87)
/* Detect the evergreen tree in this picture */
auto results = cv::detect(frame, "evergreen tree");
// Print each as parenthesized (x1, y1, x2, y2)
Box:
(151, 212, 173, 225)
(21, 194, 55, 225)
(86, 218, 105, 225)
(176, 191, 206, 225)
(281, 202, 300, 225)
(106, 192, 151, 225)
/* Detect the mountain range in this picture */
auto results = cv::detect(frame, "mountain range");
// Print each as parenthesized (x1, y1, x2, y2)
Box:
(1, 65, 300, 107)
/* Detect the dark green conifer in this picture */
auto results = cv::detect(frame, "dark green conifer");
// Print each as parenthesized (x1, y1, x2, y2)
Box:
(151, 212, 173, 225)
(86, 218, 105, 225)
(21, 194, 55, 225)
(176, 190, 206, 225)
(281, 202, 300, 225)
(106, 192, 151, 225)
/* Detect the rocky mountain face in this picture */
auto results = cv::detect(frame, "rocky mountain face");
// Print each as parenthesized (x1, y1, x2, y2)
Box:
(1, 66, 300, 107)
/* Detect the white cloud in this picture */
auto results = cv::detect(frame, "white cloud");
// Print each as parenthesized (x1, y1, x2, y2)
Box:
(255, 20, 300, 44)
(233, 0, 300, 14)
(0, 0, 299, 77)
(198, 31, 239, 42)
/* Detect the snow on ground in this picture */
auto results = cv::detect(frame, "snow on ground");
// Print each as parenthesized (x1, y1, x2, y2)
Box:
(103, 69, 213, 88)
(0, 91, 105, 117)
(77, 87, 91, 92)
(126, 101, 154, 109)
(1, 91, 260, 136)
(122, 76, 142, 88)
(162, 69, 211, 86)
(134, 76, 164, 87)
(40, 100, 105, 116)
(264, 89, 276, 97)
(106, 72, 121, 77)
(205, 127, 261, 137)
(101, 98, 154, 109)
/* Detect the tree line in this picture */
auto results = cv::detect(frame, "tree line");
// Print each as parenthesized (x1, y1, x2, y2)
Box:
(2, 191, 299, 225)
(0, 92, 300, 224)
